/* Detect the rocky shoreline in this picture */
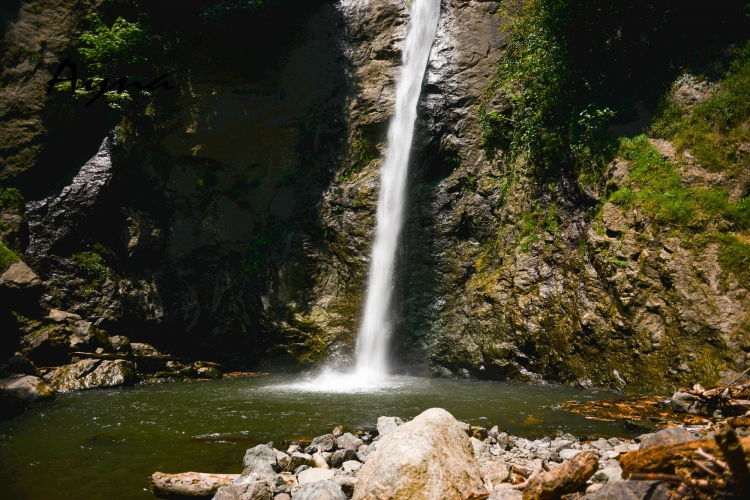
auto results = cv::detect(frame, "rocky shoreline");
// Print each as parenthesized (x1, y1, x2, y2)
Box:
(0, 304, 235, 419)
(150, 408, 741, 500)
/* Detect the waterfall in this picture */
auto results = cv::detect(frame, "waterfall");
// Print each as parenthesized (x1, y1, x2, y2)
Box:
(354, 0, 440, 380)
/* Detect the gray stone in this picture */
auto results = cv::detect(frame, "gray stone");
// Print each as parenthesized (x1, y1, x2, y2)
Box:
(583, 480, 670, 500)
(342, 460, 362, 473)
(332, 476, 357, 497)
(639, 427, 696, 449)
(213, 480, 273, 500)
(43, 359, 138, 392)
(130, 343, 161, 357)
(292, 480, 346, 500)
(0, 374, 55, 403)
(0, 261, 40, 289)
(297, 468, 335, 486)
(592, 467, 623, 484)
(487, 490, 522, 500)
(109, 335, 131, 354)
(336, 432, 363, 451)
(375, 416, 403, 437)
(559, 449, 584, 460)
(602, 203, 630, 234)
(311, 433, 337, 453)
(286, 452, 315, 472)
(244, 444, 278, 471)
(670, 392, 715, 416)
(330, 448, 358, 469)
(353, 408, 484, 500)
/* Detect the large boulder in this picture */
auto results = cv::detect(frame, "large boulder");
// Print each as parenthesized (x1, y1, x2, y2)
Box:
(353, 408, 484, 500)
(43, 359, 138, 392)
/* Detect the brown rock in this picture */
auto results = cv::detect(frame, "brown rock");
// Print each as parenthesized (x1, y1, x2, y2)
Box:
(601, 203, 629, 234)
(522, 451, 598, 500)
(0, 261, 40, 289)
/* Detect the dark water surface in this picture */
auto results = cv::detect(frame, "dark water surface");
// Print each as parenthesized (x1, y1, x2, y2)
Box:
(0, 374, 626, 499)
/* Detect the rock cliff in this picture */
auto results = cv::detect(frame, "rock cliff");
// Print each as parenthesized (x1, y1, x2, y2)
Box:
(0, 0, 747, 392)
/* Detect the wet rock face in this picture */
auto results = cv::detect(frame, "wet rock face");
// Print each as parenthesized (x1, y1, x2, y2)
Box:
(25, 137, 115, 264)
(43, 359, 138, 392)
(2, 1, 747, 388)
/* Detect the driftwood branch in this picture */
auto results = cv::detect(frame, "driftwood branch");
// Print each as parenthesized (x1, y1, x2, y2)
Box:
(71, 352, 182, 362)
(715, 427, 750, 497)
(71, 352, 128, 360)
(621, 435, 750, 478)
(150, 471, 239, 498)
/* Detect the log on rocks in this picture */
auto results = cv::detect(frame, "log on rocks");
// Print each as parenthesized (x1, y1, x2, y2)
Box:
(621, 435, 750, 477)
(71, 352, 128, 360)
(150, 472, 239, 498)
(521, 451, 598, 500)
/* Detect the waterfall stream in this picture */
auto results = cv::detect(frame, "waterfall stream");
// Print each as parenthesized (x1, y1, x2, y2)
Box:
(354, 0, 441, 380)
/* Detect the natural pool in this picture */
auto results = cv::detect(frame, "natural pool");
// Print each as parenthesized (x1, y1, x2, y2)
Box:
(0, 374, 627, 500)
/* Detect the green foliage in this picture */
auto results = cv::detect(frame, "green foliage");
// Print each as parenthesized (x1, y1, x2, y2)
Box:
(607, 136, 750, 287)
(338, 131, 374, 182)
(611, 136, 750, 230)
(479, 0, 750, 181)
(79, 12, 152, 77)
(71, 251, 110, 280)
(0, 187, 24, 211)
(651, 43, 750, 174)
(716, 233, 750, 289)
(243, 219, 285, 276)
(461, 174, 477, 193)
(517, 202, 560, 251)
(0, 241, 19, 274)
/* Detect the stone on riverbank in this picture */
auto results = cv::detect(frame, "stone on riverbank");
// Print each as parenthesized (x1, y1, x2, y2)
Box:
(638, 427, 696, 449)
(582, 479, 670, 500)
(353, 408, 484, 500)
(43, 358, 138, 392)
(0, 374, 54, 403)
(297, 467, 335, 485)
(244, 444, 278, 471)
(375, 416, 402, 437)
(212, 480, 273, 500)
(292, 480, 346, 500)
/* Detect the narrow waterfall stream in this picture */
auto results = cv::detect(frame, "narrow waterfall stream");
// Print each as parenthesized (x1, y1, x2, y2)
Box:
(354, 0, 441, 380)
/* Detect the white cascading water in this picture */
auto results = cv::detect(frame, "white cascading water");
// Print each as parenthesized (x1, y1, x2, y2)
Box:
(354, 0, 441, 381)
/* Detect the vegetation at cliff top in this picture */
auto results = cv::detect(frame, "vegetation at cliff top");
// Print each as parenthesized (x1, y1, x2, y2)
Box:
(480, 0, 750, 181)
(0, 241, 19, 275)
(0, 187, 24, 212)
(78, 12, 152, 78)
(651, 43, 750, 175)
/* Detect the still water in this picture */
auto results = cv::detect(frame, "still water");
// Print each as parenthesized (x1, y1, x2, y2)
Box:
(1, 374, 626, 499)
